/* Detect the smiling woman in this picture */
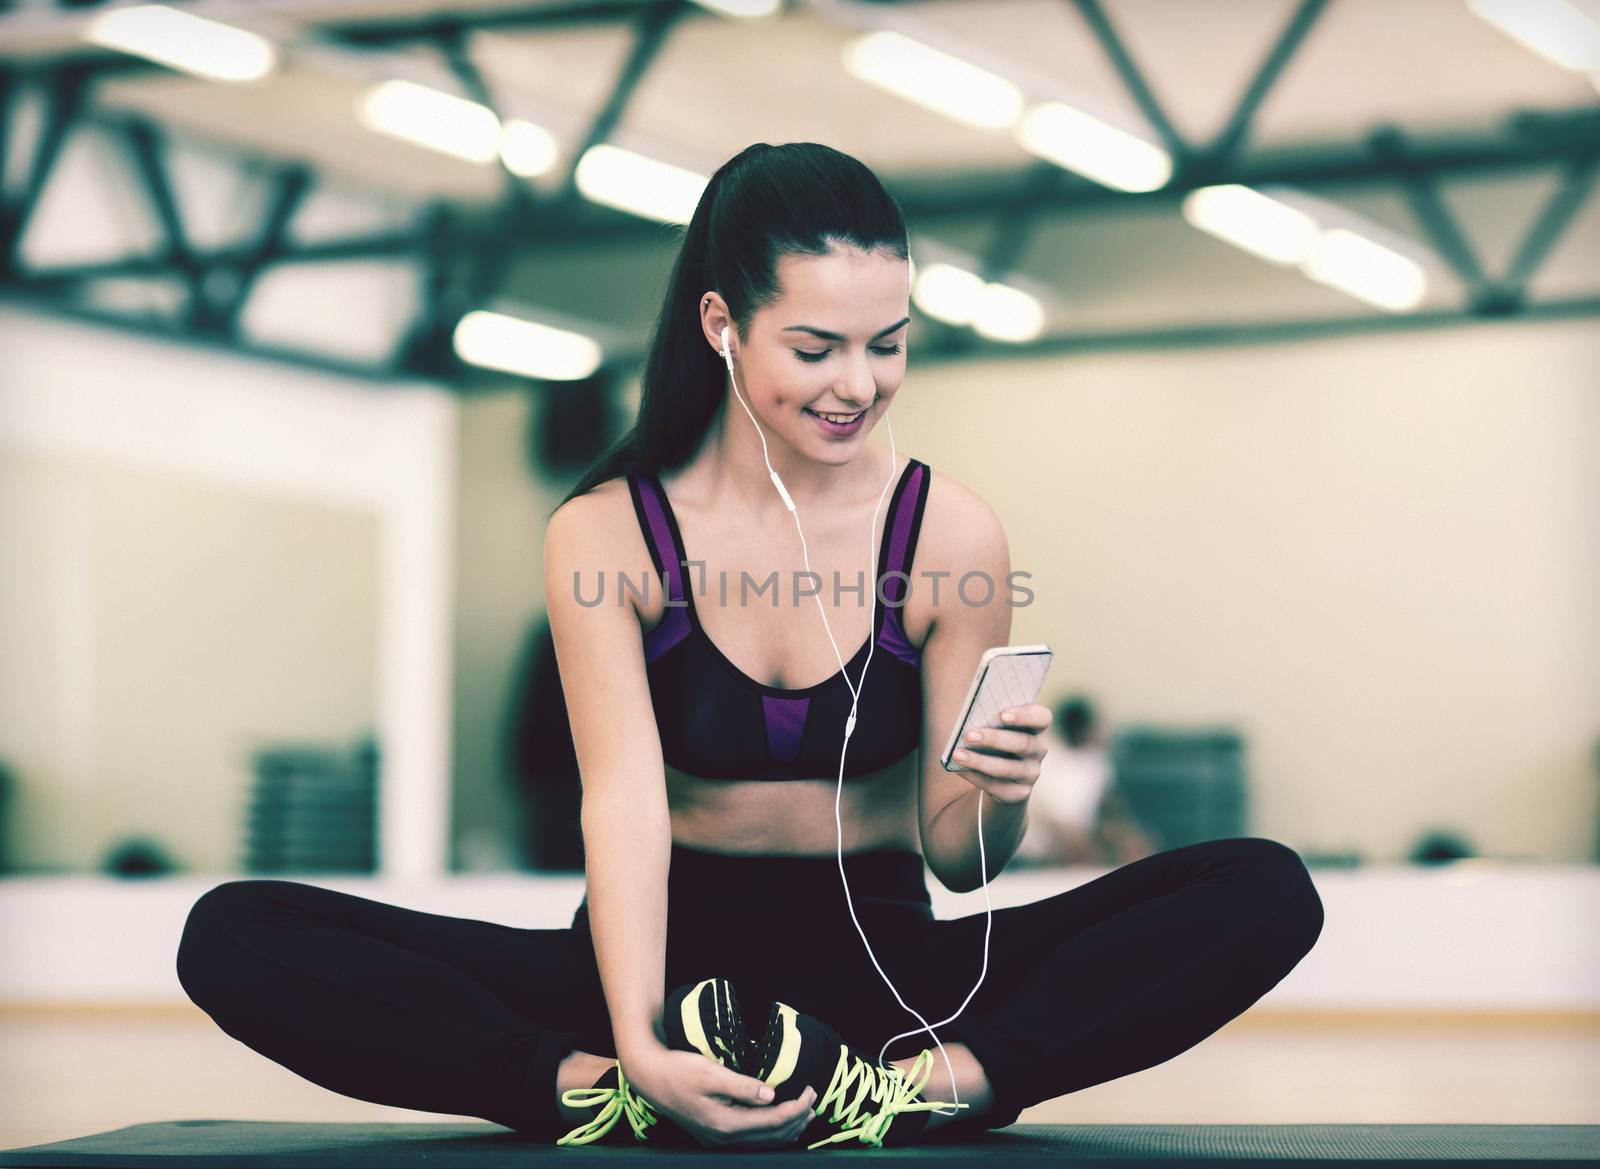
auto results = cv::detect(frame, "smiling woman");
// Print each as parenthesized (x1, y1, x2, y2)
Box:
(174, 143, 1323, 1159)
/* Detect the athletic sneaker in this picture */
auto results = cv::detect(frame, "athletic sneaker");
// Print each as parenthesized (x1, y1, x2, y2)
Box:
(660, 975, 760, 1071)
(745, 1000, 967, 1149)
(553, 976, 757, 1147)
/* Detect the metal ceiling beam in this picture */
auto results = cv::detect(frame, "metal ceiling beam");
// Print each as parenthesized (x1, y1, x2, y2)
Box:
(0, 0, 969, 81)
(117, 115, 316, 337)
(216, 162, 314, 336)
(3, 2, 1597, 382)
(1375, 123, 1600, 317)
(322, 0, 688, 44)
(14, 107, 1595, 288)
(0, 285, 448, 384)
(0, 0, 685, 66)
(944, 0, 1331, 358)
(1070, 0, 1189, 161)
(0, 68, 14, 194)
(928, 163, 1067, 359)
(387, 3, 688, 376)
(1203, 0, 1328, 174)
(910, 293, 1600, 361)
(395, 202, 462, 378)
(117, 116, 209, 327)
(1371, 125, 1498, 311)
(554, 0, 685, 211)
(0, 64, 89, 277)
(453, 0, 684, 347)
(1502, 152, 1600, 293)
(9, 286, 1598, 383)
(435, 19, 538, 319)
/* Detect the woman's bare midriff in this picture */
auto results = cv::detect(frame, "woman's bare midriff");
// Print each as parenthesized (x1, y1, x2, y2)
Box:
(665, 751, 922, 856)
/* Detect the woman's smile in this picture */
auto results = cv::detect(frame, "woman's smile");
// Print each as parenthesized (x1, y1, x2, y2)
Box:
(803, 405, 869, 436)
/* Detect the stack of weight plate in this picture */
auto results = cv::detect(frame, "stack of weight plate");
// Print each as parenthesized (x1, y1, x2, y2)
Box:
(244, 738, 379, 874)
(1110, 728, 1247, 850)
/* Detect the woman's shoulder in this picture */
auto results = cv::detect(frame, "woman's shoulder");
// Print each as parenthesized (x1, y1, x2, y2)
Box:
(549, 474, 635, 538)
(545, 475, 653, 593)
(892, 460, 1007, 645)
(916, 463, 1007, 566)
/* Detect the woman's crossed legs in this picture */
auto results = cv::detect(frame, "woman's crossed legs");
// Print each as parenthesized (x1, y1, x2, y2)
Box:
(174, 836, 1322, 1144)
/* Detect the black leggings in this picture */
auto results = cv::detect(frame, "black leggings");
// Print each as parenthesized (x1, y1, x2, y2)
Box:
(175, 836, 1323, 1143)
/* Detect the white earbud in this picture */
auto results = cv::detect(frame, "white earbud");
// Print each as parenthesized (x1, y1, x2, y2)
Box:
(716, 312, 989, 1114)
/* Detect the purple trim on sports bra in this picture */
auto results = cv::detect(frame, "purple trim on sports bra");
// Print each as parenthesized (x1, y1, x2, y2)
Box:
(882, 463, 923, 603)
(647, 463, 911, 695)
(876, 606, 919, 667)
(634, 476, 691, 663)
(762, 694, 810, 763)
(632, 458, 927, 695)
(875, 462, 925, 667)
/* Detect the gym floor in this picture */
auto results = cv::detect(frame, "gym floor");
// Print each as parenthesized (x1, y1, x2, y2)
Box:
(2, 1009, 1596, 1153)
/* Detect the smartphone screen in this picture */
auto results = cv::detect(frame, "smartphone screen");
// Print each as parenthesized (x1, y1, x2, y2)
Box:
(940, 646, 1053, 771)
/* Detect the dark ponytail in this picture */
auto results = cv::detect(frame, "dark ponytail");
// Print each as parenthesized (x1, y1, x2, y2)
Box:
(554, 142, 908, 513)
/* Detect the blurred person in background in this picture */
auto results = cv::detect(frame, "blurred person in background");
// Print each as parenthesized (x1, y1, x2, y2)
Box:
(1013, 696, 1156, 868)
(505, 616, 584, 872)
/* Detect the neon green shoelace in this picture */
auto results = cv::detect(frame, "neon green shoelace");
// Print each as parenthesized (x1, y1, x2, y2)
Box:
(553, 1061, 659, 1146)
(806, 1045, 967, 1150)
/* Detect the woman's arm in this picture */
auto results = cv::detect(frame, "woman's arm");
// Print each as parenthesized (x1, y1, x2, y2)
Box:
(545, 487, 816, 1147)
(544, 487, 670, 1064)
(913, 475, 1035, 892)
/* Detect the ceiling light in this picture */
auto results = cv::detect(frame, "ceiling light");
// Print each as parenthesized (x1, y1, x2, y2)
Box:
(574, 145, 708, 224)
(360, 80, 501, 164)
(453, 311, 603, 381)
(691, 0, 783, 15)
(500, 119, 559, 177)
(973, 283, 1045, 343)
(912, 262, 1044, 341)
(1467, 0, 1600, 72)
(912, 262, 986, 325)
(86, 5, 277, 83)
(1182, 184, 1319, 264)
(1302, 229, 1428, 312)
(1016, 101, 1172, 192)
(843, 30, 1025, 130)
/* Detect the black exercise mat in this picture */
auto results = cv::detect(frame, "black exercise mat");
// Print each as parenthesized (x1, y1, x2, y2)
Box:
(2, 1122, 1598, 1167)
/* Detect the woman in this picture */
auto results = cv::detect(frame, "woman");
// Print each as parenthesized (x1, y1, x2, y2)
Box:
(174, 142, 1324, 1153)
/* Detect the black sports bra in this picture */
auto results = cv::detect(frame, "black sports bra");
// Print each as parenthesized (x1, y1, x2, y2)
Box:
(626, 458, 931, 781)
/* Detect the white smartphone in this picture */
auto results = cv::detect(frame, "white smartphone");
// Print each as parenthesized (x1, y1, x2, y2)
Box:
(939, 644, 1054, 772)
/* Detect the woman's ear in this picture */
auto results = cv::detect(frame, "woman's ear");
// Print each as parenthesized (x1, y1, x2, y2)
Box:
(699, 292, 732, 358)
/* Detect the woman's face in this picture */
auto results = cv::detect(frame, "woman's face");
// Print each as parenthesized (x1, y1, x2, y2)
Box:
(714, 244, 910, 465)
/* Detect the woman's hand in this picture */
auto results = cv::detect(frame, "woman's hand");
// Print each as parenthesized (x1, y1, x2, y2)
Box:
(949, 702, 1052, 805)
(622, 1040, 818, 1149)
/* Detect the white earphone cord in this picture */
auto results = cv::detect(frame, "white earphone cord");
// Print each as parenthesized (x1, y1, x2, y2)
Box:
(720, 327, 992, 1115)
